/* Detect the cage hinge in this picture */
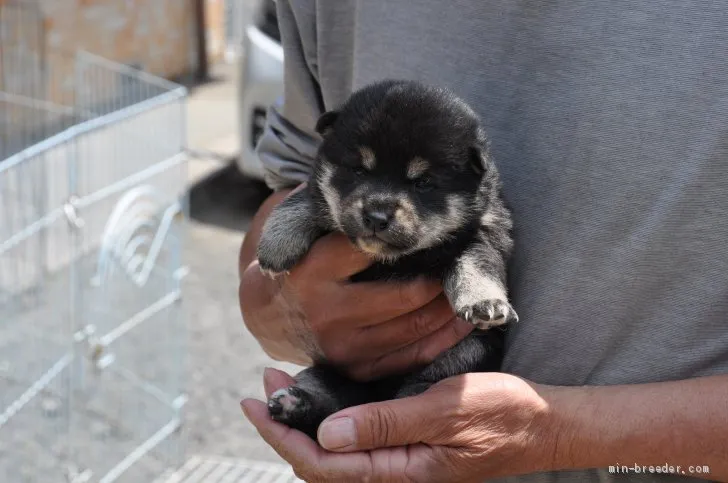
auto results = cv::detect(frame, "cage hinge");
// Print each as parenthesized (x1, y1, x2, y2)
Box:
(73, 324, 115, 369)
(63, 196, 86, 230)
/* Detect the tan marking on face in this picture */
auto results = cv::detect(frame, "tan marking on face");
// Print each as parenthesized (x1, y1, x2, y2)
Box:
(356, 237, 384, 254)
(318, 162, 342, 228)
(359, 146, 376, 170)
(394, 197, 419, 229)
(355, 237, 400, 263)
(415, 194, 467, 250)
(406, 157, 429, 179)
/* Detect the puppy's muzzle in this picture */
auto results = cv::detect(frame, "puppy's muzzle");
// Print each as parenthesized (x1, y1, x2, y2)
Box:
(361, 201, 397, 233)
(363, 208, 392, 231)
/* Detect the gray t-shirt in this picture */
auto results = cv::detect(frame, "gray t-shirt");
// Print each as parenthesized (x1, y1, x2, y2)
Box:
(256, 2, 728, 481)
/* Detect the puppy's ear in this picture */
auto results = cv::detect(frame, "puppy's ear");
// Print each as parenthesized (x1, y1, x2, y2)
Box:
(469, 129, 491, 175)
(469, 144, 491, 175)
(315, 110, 339, 136)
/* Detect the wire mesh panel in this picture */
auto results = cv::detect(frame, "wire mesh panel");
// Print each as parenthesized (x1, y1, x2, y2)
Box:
(0, 6, 188, 480)
(0, 162, 74, 481)
(1, 10, 75, 480)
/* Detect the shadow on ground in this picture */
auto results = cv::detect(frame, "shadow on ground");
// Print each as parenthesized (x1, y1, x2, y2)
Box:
(174, 71, 230, 94)
(188, 163, 271, 232)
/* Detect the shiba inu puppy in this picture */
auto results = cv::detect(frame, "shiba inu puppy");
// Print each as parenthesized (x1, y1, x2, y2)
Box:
(256, 80, 517, 439)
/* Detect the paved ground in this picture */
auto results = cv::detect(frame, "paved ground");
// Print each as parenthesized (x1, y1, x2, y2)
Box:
(186, 63, 242, 160)
(183, 61, 301, 466)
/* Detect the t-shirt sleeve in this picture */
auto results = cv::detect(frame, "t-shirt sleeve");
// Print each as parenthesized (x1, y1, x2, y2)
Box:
(256, 0, 324, 191)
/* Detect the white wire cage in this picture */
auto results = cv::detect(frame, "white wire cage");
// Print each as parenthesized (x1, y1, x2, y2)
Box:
(1, 2, 188, 482)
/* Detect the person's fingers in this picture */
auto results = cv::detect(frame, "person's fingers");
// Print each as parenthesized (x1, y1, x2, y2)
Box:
(286, 182, 308, 198)
(348, 317, 473, 381)
(263, 367, 296, 399)
(241, 399, 318, 467)
(239, 260, 276, 311)
(353, 294, 454, 360)
(317, 391, 449, 452)
(314, 293, 450, 369)
(241, 398, 373, 480)
(293, 232, 372, 280)
(325, 277, 443, 327)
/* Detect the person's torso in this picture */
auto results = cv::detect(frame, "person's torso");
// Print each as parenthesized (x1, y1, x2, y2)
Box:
(301, 1, 728, 480)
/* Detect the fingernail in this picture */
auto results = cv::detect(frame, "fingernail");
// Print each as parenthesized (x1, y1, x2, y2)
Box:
(263, 367, 275, 393)
(318, 417, 356, 449)
(454, 318, 474, 335)
(240, 400, 250, 419)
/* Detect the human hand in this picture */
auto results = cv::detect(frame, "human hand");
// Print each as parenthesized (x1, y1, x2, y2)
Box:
(242, 368, 559, 482)
(240, 231, 473, 380)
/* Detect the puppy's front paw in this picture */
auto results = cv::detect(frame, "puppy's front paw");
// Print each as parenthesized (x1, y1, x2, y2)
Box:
(457, 299, 518, 330)
(256, 233, 308, 275)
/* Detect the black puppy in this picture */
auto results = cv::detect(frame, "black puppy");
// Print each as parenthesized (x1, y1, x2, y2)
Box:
(256, 80, 517, 439)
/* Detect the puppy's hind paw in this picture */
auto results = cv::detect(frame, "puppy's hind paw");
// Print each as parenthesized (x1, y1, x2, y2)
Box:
(458, 299, 518, 330)
(267, 386, 317, 432)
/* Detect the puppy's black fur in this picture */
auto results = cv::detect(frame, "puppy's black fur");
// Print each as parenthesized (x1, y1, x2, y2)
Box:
(256, 80, 517, 440)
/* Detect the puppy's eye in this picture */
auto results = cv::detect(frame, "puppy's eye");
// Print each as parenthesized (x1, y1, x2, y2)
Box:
(414, 177, 433, 191)
(352, 166, 366, 176)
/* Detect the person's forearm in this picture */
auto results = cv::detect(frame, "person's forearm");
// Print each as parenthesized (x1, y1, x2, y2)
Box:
(239, 188, 293, 277)
(545, 375, 728, 481)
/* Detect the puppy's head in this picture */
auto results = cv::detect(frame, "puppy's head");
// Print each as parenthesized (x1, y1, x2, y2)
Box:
(312, 80, 493, 262)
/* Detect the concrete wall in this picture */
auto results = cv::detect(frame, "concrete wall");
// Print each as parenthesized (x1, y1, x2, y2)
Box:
(0, 0, 199, 156)
(42, 0, 198, 79)
(205, 0, 226, 64)
(0, 0, 198, 104)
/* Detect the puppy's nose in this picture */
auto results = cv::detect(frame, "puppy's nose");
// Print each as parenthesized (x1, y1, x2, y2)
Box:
(363, 209, 392, 231)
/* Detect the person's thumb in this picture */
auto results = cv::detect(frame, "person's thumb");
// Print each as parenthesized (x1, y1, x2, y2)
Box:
(316, 392, 445, 452)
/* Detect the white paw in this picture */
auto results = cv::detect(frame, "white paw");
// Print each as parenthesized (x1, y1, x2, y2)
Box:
(267, 387, 305, 421)
(458, 299, 519, 330)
